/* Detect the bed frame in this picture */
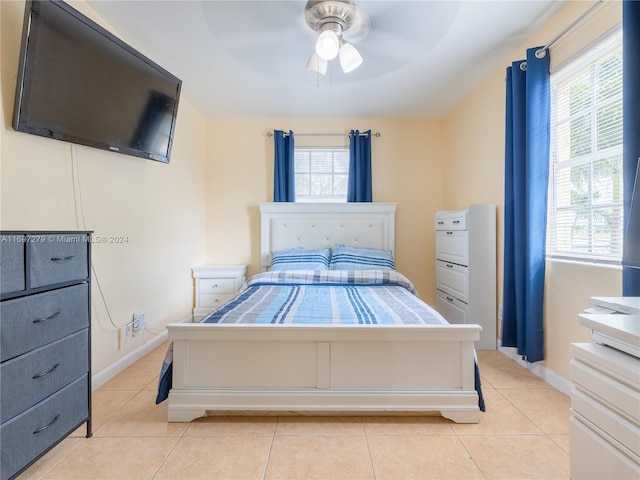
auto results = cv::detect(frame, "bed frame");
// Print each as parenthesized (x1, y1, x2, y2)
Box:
(166, 202, 482, 423)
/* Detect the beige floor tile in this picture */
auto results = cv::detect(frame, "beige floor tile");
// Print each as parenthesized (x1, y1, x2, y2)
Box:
(362, 415, 454, 436)
(459, 434, 570, 479)
(450, 387, 542, 435)
(142, 341, 171, 364)
(549, 434, 570, 454)
(499, 387, 571, 434)
(154, 436, 272, 480)
(86, 389, 138, 432)
(275, 416, 364, 436)
(367, 435, 484, 479)
(265, 435, 374, 480)
(19, 437, 85, 480)
(186, 415, 277, 436)
(93, 390, 188, 437)
(41, 437, 177, 480)
(98, 360, 161, 391)
(476, 351, 549, 389)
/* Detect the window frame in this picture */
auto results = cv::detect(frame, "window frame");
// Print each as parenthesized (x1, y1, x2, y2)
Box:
(546, 28, 624, 265)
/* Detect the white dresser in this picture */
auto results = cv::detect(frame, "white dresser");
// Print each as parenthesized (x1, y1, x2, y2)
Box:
(192, 264, 247, 322)
(435, 204, 496, 349)
(570, 304, 640, 480)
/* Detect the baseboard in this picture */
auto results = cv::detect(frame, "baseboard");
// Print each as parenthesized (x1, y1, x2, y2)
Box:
(91, 316, 190, 390)
(497, 342, 573, 396)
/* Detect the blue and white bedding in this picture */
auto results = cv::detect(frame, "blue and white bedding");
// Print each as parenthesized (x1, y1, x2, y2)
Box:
(156, 270, 485, 411)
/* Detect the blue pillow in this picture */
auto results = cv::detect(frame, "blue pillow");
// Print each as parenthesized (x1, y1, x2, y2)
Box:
(270, 248, 331, 271)
(330, 245, 395, 270)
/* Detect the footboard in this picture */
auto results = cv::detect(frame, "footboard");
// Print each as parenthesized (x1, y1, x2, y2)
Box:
(166, 323, 482, 423)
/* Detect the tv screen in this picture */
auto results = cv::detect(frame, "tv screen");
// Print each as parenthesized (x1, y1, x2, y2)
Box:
(13, 0, 181, 164)
(623, 159, 640, 269)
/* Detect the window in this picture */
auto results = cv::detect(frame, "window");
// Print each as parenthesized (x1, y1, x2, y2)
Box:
(295, 148, 348, 202)
(547, 30, 623, 262)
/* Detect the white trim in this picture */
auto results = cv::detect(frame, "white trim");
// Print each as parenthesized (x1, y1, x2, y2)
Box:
(497, 342, 573, 396)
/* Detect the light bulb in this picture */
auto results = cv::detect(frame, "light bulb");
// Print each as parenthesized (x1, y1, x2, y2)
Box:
(315, 30, 340, 60)
(306, 51, 327, 75)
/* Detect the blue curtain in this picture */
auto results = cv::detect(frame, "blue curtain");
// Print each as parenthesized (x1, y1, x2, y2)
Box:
(502, 47, 550, 363)
(273, 130, 295, 202)
(623, 0, 640, 296)
(347, 129, 372, 202)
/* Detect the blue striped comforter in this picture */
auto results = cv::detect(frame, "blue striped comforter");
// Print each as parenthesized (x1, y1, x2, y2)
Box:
(202, 270, 446, 325)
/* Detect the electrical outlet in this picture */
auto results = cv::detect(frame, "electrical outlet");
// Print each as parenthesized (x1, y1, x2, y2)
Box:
(132, 311, 146, 332)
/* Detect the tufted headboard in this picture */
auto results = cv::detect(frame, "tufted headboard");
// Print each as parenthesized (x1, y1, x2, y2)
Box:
(259, 202, 397, 271)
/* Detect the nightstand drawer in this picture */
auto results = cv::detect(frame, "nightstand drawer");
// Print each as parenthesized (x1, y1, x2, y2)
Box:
(198, 278, 237, 294)
(1, 283, 89, 362)
(1, 330, 88, 423)
(0, 375, 88, 480)
(29, 234, 89, 288)
(199, 293, 235, 308)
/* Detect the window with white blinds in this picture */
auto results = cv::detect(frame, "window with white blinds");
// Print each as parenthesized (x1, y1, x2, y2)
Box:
(294, 148, 349, 202)
(547, 30, 623, 263)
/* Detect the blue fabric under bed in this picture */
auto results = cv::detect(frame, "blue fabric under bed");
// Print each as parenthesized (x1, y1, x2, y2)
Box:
(156, 270, 485, 411)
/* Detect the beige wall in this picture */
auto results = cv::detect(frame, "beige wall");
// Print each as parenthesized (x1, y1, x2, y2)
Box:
(1, 0, 208, 374)
(204, 118, 446, 302)
(443, 0, 623, 379)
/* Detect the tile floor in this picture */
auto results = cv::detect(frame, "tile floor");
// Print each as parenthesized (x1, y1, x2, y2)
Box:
(18, 346, 571, 479)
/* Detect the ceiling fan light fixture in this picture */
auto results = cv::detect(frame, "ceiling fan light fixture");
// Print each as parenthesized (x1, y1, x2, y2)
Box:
(315, 26, 341, 60)
(339, 42, 362, 73)
(306, 51, 328, 75)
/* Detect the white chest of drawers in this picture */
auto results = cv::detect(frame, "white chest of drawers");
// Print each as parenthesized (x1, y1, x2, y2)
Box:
(192, 264, 247, 322)
(570, 312, 640, 479)
(435, 205, 497, 349)
(0, 231, 92, 480)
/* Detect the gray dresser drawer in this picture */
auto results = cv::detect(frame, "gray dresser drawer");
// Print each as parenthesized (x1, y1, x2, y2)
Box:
(0, 375, 88, 480)
(0, 236, 25, 295)
(1, 330, 88, 423)
(29, 234, 89, 288)
(0, 283, 89, 362)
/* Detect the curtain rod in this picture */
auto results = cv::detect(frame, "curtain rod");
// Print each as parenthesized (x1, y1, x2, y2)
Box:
(266, 131, 381, 138)
(535, 0, 604, 58)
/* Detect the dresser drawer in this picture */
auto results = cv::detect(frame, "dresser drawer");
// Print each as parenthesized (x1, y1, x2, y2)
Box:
(29, 234, 89, 289)
(198, 277, 237, 294)
(436, 289, 468, 324)
(436, 230, 468, 265)
(435, 211, 467, 231)
(1, 330, 88, 423)
(0, 375, 88, 480)
(1, 283, 89, 362)
(0, 235, 26, 295)
(199, 293, 235, 309)
(436, 260, 468, 302)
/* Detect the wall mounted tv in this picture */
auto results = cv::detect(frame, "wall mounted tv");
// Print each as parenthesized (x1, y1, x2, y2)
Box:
(13, 0, 182, 164)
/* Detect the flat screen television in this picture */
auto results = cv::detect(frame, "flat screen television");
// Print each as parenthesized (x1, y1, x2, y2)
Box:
(622, 159, 640, 269)
(13, 0, 182, 164)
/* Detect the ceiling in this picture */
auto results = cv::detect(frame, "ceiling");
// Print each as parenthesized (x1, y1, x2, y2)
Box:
(86, 0, 566, 119)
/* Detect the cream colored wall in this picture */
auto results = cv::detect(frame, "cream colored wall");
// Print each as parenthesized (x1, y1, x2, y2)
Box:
(443, 0, 623, 379)
(204, 118, 446, 302)
(1, 1, 208, 375)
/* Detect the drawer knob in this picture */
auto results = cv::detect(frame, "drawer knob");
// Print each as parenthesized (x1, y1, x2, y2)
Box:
(33, 311, 61, 324)
(33, 414, 60, 434)
(446, 296, 454, 302)
(446, 264, 453, 268)
(32, 363, 60, 379)
(446, 231, 453, 235)
(51, 255, 75, 261)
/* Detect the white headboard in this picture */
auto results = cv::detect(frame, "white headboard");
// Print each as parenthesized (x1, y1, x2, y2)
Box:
(259, 202, 397, 271)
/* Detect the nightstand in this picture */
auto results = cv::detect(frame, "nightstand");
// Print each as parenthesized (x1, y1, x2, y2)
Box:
(192, 264, 247, 322)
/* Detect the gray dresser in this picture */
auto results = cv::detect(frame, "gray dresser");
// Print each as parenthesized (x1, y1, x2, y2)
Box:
(0, 231, 92, 480)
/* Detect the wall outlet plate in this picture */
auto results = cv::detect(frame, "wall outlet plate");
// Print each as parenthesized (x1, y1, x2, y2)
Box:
(132, 311, 146, 332)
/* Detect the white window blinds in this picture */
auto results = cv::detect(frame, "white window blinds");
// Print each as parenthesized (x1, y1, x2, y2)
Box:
(294, 148, 349, 203)
(548, 30, 623, 262)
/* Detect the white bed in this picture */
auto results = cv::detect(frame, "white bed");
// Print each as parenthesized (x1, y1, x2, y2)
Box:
(166, 202, 482, 423)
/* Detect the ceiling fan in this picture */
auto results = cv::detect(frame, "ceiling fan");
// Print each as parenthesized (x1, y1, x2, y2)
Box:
(304, 0, 368, 75)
